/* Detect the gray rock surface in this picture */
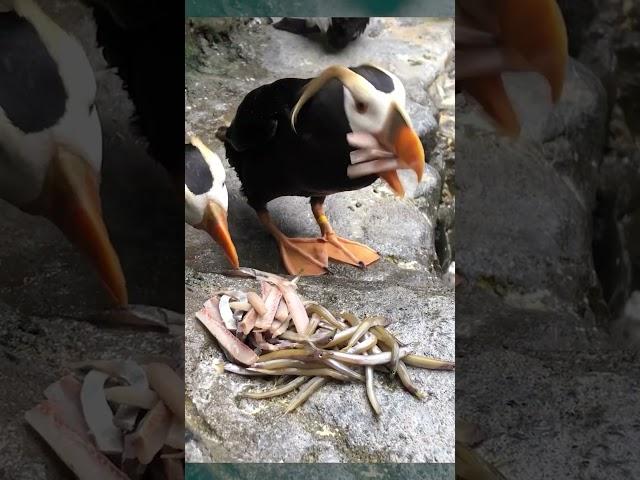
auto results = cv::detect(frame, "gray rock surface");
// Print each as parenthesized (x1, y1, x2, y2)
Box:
(457, 288, 640, 480)
(457, 59, 608, 306)
(185, 463, 455, 480)
(185, 17, 455, 463)
(456, 19, 640, 478)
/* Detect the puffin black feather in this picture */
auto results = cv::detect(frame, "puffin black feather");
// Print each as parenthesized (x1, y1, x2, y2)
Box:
(185, 144, 213, 196)
(0, 11, 66, 133)
(85, 0, 184, 186)
(222, 64, 425, 275)
(273, 17, 370, 51)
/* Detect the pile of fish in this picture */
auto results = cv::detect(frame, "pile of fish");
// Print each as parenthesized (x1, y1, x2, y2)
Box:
(25, 359, 184, 480)
(196, 268, 454, 415)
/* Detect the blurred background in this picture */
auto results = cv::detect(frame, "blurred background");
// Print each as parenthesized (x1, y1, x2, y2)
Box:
(456, 1, 640, 478)
(0, 1, 184, 477)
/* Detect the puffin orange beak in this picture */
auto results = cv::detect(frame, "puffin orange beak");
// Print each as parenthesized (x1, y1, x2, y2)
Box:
(458, 0, 568, 136)
(378, 103, 425, 197)
(497, 0, 568, 103)
(198, 201, 239, 269)
(33, 146, 128, 306)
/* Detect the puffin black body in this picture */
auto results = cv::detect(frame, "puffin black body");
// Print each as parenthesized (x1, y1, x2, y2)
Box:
(222, 64, 425, 275)
(85, 0, 184, 187)
(273, 17, 370, 50)
(226, 68, 377, 208)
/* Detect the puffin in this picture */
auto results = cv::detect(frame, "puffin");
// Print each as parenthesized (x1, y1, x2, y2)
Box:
(220, 64, 425, 276)
(456, 0, 568, 136)
(0, 0, 127, 305)
(273, 17, 370, 50)
(185, 136, 239, 269)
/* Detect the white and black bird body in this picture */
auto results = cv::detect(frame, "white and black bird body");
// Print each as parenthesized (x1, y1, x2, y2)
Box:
(185, 136, 238, 268)
(273, 17, 369, 50)
(0, 0, 127, 305)
(221, 64, 425, 275)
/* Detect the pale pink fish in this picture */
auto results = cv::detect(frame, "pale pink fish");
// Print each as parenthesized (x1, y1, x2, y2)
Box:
(196, 298, 258, 366)
(254, 283, 283, 330)
(25, 401, 129, 479)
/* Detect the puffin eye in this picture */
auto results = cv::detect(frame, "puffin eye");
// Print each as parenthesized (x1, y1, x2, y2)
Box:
(355, 101, 368, 114)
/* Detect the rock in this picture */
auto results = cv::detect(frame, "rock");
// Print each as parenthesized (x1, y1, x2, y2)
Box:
(456, 59, 608, 306)
(558, 0, 620, 104)
(457, 287, 639, 480)
(185, 270, 454, 463)
(612, 291, 640, 345)
(616, 28, 640, 137)
(185, 463, 455, 480)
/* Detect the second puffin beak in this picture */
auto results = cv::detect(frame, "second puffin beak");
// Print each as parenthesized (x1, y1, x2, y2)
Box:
(378, 103, 425, 195)
(32, 146, 128, 306)
(198, 201, 239, 269)
(497, 0, 568, 103)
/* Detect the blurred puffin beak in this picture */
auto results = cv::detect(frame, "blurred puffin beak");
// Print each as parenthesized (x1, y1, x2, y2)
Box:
(378, 103, 425, 196)
(497, 0, 568, 104)
(39, 146, 128, 306)
(198, 201, 239, 269)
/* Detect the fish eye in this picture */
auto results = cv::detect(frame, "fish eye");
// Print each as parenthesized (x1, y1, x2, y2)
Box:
(355, 101, 368, 114)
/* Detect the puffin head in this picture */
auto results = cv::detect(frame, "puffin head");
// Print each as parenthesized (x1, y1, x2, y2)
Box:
(291, 64, 425, 197)
(184, 136, 239, 269)
(0, 0, 127, 305)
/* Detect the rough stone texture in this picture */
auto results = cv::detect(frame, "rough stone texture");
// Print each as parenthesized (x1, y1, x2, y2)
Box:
(185, 17, 455, 463)
(457, 288, 640, 480)
(186, 463, 454, 480)
(0, 1, 183, 478)
(457, 59, 608, 306)
(456, 12, 640, 478)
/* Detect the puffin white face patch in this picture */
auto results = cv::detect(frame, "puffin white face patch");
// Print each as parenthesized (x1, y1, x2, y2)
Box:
(342, 67, 408, 137)
(184, 137, 229, 226)
(0, 0, 101, 206)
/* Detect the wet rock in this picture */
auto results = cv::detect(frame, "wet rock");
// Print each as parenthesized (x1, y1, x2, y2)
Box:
(594, 149, 640, 318)
(186, 463, 455, 480)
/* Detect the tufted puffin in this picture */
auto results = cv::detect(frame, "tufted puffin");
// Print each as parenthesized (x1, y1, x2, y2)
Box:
(220, 64, 425, 276)
(0, 0, 127, 305)
(273, 17, 370, 50)
(185, 135, 239, 269)
(457, 0, 568, 136)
